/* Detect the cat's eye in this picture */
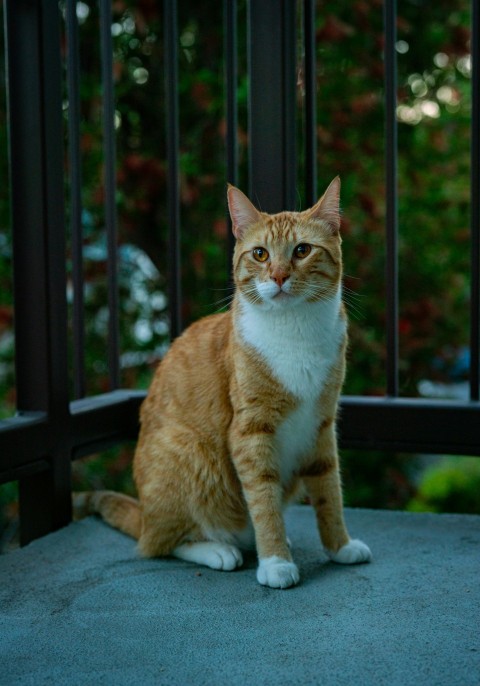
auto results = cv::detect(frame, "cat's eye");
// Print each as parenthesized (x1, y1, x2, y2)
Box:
(252, 247, 269, 262)
(294, 243, 312, 259)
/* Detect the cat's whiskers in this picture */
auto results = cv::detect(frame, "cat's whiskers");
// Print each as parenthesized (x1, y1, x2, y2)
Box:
(292, 278, 336, 304)
(210, 293, 234, 305)
(241, 282, 264, 306)
(208, 284, 236, 308)
(210, 293, 234, 307)
(342, 299, 363, 320)
(341, 284, 364, 320)
(209, 292, 236, 313)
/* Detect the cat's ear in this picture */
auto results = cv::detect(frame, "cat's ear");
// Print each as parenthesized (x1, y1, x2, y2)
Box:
(307, 176, 341, 233)
(227, 185, 262, 239)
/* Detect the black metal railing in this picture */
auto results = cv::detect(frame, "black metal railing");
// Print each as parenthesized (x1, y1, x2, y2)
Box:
(339, 0, 480, 453)
(0, 0, 479, 546)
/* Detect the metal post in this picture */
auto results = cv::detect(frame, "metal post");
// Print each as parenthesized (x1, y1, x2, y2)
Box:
(384, 0, 399, 397)
(470, 0, 480, 401)
(303, 0, 317, 208)
(66, 0, 86, 400)
(225, 0, 238, 266)
(164, 0, 182, 338)
(5, 0, 72, 543)
(99, 0, 121, 389)
(247, 0, 297, 212)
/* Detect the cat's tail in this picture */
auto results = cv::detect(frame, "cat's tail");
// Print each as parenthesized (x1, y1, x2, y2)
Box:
(72, 491, 142, 540)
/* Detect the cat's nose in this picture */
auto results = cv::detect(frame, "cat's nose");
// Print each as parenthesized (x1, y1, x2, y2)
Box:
(271, 270, 289, 287)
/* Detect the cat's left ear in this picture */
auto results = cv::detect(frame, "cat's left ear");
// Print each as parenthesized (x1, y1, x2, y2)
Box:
(227, 184, 262, 239)
(307, 176, 341, 233)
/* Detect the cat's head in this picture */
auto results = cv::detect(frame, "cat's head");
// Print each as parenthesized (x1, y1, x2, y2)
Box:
(228, 177, 342, 310)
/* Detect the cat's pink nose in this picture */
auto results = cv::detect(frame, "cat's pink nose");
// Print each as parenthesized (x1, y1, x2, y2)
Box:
(271, 271, 289, 287)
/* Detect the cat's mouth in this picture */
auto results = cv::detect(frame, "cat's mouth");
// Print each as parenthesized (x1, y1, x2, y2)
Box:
(273, 290, 291, 300)
(253, 281, 297, 306)
(270, 288, 297, 306)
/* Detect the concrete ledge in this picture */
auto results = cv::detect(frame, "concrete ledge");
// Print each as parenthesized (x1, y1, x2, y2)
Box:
(1, 507, 479, 685)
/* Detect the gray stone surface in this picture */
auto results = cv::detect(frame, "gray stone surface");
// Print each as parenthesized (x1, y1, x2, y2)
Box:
(1, 507, 479, 686)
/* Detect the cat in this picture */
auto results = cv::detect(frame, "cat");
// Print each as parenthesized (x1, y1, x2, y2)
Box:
(74, 176, 371, 589)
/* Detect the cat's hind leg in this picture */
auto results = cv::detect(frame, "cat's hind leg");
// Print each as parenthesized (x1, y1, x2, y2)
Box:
(172, 541, 243, 571)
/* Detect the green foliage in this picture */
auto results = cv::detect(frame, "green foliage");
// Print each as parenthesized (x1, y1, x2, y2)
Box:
(72, 445, 136, 496)
(311, 0, 472, 396)
(341, 450, 419, 511)
(0, 0, 473, 406)
(408, 457, 480, 514)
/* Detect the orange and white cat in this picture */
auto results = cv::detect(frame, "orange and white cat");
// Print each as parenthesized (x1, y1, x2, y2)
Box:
(74, 177, 371, 588)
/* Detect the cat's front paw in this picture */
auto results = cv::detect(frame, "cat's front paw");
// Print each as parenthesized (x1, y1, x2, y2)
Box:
(257, 556, 300, 589)
(327, 539, 372, 564)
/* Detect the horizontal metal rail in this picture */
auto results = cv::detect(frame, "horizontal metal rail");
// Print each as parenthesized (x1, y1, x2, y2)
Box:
(70, 391, 144, 459)
(2, 390, 479, 486)
(0, 391, 143, 486)
(339, 397, 480, 456)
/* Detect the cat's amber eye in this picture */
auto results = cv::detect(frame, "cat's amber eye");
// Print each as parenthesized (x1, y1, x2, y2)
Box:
(252, 247, 269, 262)
(294, 243, 312, 259)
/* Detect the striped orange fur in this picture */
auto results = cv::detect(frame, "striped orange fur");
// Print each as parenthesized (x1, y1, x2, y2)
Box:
(73, 177, 371, 588)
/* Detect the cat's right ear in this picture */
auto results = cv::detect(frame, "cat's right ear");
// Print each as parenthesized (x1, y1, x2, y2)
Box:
(307, 176, 341, 233)
(227, 185, 261, 239)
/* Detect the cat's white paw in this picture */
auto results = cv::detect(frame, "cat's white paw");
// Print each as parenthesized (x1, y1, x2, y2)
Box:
(173, 542, 243, 571)
(257, 556, 300, 589)
(327, 539, 372, 564)
(207, 543, 243, 570)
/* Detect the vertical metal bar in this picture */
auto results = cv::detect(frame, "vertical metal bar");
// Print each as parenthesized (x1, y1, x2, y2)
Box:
(164, 0, 182, 338)
(470, 0, 480, 401)
(5, 2, 48, 413)
(99, 0, 120, 388)
(304, 0, 317, 207)
(66, 0, 86, 399)
(248, 0, 297, 212)
(5, 0, 72, 543)
(282, 0, 297, 210)
(384, 0, 399, 397)
(224, 0, 238, 265)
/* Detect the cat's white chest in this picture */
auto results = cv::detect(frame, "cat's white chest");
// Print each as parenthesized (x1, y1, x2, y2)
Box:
(238, 290, 345, 399)
(237, 291, 346, 480)
(274, 399, 319, 483)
